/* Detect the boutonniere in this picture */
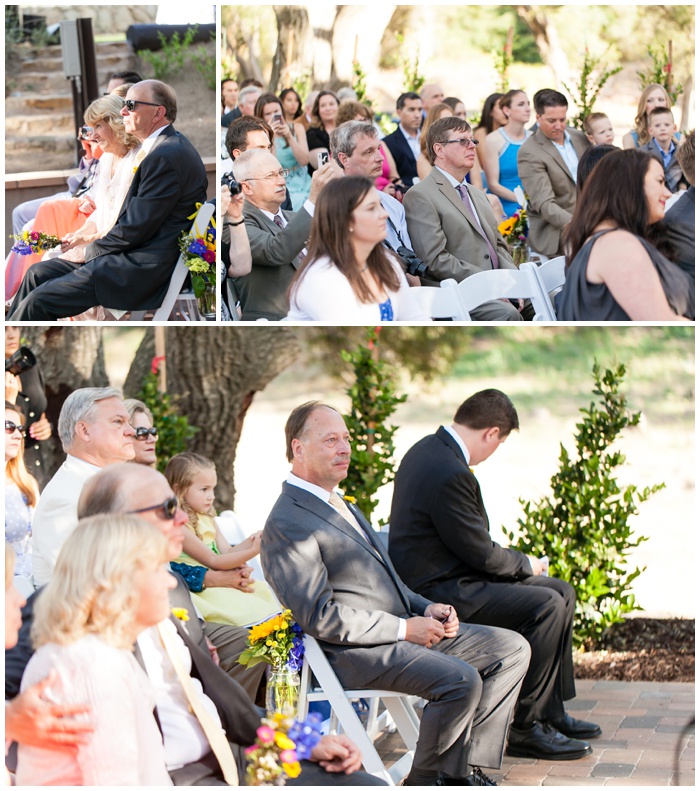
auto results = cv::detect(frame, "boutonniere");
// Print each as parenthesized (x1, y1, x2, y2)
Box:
(172, 607, 190, 622)
(343, 495, 357, 504)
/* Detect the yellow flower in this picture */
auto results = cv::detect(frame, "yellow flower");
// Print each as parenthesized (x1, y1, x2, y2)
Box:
(343, 495, 357, 504)
(498, 217, 516, 236)
(283, 762, 301, 779)
(274, 733, 295, 750)
(171, 607, 189, 621)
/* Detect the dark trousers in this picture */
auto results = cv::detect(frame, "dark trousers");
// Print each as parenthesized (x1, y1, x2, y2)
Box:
(6, 257, 98, 320)
(452, 575, 576, 725)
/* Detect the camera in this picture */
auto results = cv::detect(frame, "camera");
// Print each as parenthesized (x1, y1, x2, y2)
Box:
(78, 126, 93, 141)
(221, 171, 243, 196)
(390, 178, 409, 195)
(5, 347, 37, 376)
(317, 151, 329, 168)
(395, 244, 428, 278)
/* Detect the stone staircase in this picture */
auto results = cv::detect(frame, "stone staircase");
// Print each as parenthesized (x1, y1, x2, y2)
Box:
(6, 40, 136, 173)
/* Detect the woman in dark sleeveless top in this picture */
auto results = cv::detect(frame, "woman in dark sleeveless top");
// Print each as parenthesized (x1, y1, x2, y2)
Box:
(559, 149, 693, 321)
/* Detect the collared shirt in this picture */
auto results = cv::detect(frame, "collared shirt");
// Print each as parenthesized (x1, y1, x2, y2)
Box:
(259, 201, 315, 227)
(551, 131, 579, 181)
(137, 620, 223, 770)
(378, 189, 414, 252)
(652, 137, 676, 170)
(399, 124, 421, 162)
(443, 424, 471, 466)
(286, 473, 407, 640)
(436, 166, 488, 234)
(140, 124, 172, 156)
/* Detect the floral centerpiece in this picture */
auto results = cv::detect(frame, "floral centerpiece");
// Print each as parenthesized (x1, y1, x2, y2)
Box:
(10, 230, 61, 256)
(497, 206, 529, 267)
(239, 609, 304, 715)
(178, 211, 216, 318)
(245, 711, 323, 786)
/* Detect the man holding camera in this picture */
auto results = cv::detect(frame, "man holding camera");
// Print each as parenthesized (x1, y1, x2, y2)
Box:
(404, 116, 533, 321)
(231, 149, 339, 320)
(330, 121, 426, 285)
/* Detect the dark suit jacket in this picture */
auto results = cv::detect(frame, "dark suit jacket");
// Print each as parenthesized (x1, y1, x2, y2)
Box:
(640, 140, 688, 193)
(83, 125, 208, 311)
(261, 482, 433, 686)
(660, 186, 694, 279)
(239, 202, 312, 320)
(517, 127, 590, 256)
(389, 428, 533, 619)
(382, 127, 419, 186)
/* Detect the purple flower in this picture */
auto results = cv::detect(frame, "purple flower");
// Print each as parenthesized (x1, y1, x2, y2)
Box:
(30, 231, 40, 241)
(203, 249, 215, 264)
(188, 238, 207, 256)
(287, 713, 323, 760)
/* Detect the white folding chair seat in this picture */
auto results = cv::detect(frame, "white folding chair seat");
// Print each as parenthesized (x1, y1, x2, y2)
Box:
(103, 202, 215, 322)
(403, 281, 462, 321)
(520, 256, 565, 321)
(448, 267, 556, 321)
(298, 635, 420, 785)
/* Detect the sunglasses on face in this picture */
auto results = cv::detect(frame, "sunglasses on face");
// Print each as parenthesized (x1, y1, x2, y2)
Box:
(134, 426, 158, 440)
(5, 421, 25, 437)
(128, 496, 179, 521)
(121, 99, 162, 112)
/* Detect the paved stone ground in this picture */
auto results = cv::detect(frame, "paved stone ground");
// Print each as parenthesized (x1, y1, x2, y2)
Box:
(376, 680, 695, 786)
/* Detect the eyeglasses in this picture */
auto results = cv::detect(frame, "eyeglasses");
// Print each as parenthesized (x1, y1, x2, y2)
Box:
(442, 138, 479, 148)
(134, 426, 158, 440)
(245, 169, 290, 182)
(128, 496, 179, 521)
(121, 99, 162, 112)
(5, 421, 25, 437)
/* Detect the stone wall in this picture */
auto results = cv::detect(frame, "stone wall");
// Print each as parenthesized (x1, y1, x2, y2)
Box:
(19, 5, 158, 34)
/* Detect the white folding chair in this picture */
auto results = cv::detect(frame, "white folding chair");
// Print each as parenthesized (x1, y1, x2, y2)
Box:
(520, 256, 565, 321)
(403, 280, 462, 321)
(298, 635, 420, 785)
(104, 202, 215, 321)
(448, 267, 555, 321)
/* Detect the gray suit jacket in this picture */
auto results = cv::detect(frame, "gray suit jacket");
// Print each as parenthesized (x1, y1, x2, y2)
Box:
(517, 127, 590, 255)
(261, 482, 433, 685)
(239, 202, 312, 320)
(403, 167, 515, 284)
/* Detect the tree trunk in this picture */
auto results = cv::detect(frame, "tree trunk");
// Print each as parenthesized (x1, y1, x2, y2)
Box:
(22, 327, 108, 478)
(329, 5, 397, 84)
(679, 75, 693, 131)
(306, 6, 338, 87)
(516, 5, 570, 87)
(269, 6, 311, 93)
(124, 327, 301, 510)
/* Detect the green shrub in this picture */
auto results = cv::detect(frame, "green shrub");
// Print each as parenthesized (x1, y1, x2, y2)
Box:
(505, 362, 663, 648)
(135, 370, 198, 474)
(341, 328, 407, 523)
(138, 25, 199, 81)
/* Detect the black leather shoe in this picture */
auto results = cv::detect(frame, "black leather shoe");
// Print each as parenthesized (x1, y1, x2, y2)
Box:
(547, 712, 602, 739)
(507, 721, 592, 760)
(437, 768, 498, 785)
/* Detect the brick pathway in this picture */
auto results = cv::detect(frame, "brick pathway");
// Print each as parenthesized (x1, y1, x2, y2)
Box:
(376, 680, 695, 786)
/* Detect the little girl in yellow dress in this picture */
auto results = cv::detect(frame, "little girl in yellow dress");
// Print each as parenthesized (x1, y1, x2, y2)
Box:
(165, 452, 279, 627)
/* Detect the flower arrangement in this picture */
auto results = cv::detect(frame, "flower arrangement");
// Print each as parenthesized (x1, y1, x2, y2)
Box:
(245, 711, 323, 786)
(178, 210, 216, 315)
(498, 206, 529, 266)
(239, 609, 304, 671)
(10, 230, 61, 256)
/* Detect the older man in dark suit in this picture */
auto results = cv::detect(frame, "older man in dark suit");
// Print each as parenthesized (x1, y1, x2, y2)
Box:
(233, 149, 339, 320)
(389, 389, 601, 763)
(261, 401, 530, 786)
(382, 92, 423, 187)
(6, 463, 382, 787)
(7, 80, 207, 321)
(517, 89, 590, 257)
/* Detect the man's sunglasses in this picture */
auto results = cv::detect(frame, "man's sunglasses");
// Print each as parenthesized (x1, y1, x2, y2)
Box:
(129, 496, 179, 521)
(134, 426, 158, 440)
(5, 421, 25, 436)
(121, 99, 162, 112)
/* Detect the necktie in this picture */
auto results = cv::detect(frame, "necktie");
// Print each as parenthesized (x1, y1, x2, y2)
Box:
(133, 148, 147, 172)
(156, 621, 239, 785)
(456, 184, 499, 269)
(329, 492, 365, 534)
(274, 213, 306, 265)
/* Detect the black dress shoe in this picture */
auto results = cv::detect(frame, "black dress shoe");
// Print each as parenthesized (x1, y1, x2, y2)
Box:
(547, 712, 602, 739)
(437, 768, 498, 785)
(507, 721, 592, 760)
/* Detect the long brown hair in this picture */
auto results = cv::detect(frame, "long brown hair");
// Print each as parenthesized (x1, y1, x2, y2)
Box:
(563, 149, 662, 266)
(633, 83, 672, 146)
(5, 402, 39, 508)
(310, 90, 339, 130)
(290, 176, 401, 305)
(420, 102, 454, 158)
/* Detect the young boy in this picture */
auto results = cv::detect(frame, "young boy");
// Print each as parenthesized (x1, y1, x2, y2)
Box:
(583, 112, 614, 145)
(641, 107, 688, 192)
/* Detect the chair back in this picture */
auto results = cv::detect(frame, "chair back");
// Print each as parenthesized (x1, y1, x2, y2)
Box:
(449, 267, 554, 320)
(520, 257, 565, 321)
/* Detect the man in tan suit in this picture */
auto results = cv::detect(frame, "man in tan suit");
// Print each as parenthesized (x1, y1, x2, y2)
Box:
(517, 90, 591, 256)
(404, 116, 531, 321)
